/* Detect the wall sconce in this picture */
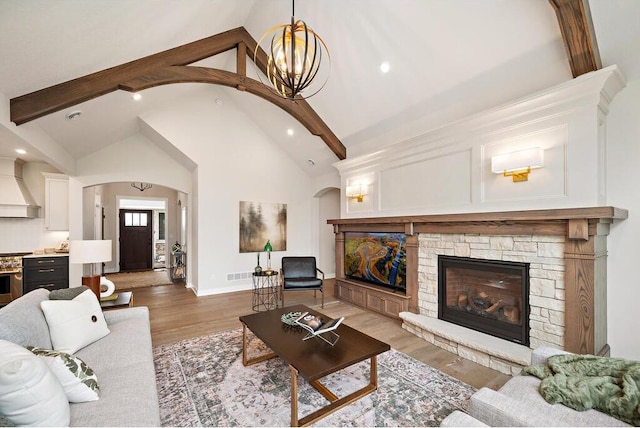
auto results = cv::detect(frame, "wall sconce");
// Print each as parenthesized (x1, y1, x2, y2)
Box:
(347, 184, 368, 202)
(491, 147, 544, 182)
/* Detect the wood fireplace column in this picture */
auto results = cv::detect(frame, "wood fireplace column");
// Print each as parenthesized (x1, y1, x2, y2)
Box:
(564, 218, 610, 356)
(405, 231, 419, 314)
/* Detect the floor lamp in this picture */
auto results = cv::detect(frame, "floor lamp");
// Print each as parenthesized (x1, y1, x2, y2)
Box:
(70, 240, 112, 299)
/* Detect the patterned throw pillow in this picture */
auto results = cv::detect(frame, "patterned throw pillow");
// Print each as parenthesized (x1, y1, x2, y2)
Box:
(27, 347, 99, 403)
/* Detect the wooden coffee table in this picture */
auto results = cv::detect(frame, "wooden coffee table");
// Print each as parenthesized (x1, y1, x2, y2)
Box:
(239, 304, 390, 427)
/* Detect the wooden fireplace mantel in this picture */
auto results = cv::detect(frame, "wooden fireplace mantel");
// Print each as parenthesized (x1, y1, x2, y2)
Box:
(328, 206, 628, 355)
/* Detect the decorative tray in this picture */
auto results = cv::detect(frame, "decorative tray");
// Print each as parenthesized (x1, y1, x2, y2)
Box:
(281, 311, 303, 326)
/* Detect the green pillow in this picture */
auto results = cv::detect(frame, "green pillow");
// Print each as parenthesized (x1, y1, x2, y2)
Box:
(49, 286, 90, 300)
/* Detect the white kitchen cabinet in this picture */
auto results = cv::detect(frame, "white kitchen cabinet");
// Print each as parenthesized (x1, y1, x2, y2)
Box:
(43, 173, 69, 231)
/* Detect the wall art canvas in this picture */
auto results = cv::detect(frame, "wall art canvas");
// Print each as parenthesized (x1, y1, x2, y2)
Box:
(239, 201, 287, 253)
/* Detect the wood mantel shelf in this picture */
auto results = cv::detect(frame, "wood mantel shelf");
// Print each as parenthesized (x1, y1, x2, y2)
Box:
(329, 206, 628, 356)
(328, 206, 627, 226)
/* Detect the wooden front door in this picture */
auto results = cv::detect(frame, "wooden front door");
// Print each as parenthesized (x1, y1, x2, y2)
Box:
(119, 209, 153, 271)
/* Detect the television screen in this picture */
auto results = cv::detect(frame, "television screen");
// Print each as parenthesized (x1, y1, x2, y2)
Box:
(344, 232, 407, 290)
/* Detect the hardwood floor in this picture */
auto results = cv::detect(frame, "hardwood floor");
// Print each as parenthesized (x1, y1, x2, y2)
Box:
(130, 278, 510, 390)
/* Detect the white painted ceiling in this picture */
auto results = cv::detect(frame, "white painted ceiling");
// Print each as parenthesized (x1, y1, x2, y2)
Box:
(0, 0, 638, 177)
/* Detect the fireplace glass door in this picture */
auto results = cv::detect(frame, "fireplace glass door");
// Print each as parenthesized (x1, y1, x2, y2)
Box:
(438, 256, 529, 345)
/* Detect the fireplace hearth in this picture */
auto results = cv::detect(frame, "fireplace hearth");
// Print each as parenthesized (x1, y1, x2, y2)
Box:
(438, 256, 530, 346)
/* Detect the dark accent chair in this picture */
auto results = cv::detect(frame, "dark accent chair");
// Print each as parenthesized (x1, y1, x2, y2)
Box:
(280, 256, 324, 308)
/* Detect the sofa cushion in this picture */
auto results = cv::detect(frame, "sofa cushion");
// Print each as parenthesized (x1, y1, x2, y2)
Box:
(70, 307, 160, 426)
(0, 289, 52, 349)
(40, 290, 110, 354)
(49, 285, 90, 300)
(27, 346, 99, 403)
(0, 339, 70, 427)
(497, 375, 629, 426)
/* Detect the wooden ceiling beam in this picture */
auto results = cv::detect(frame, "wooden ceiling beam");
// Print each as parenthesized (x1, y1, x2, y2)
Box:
(10, 26, 346, 160)
(10, 27, 246, 126)
(119, 66, 344, 158)
(549, 0, 602, 78)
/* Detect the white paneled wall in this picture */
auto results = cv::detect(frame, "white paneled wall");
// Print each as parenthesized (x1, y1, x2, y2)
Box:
(336, 66, 625, 217)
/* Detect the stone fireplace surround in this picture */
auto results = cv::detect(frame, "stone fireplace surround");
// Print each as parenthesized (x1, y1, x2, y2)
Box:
(409, 232, 565, 375)
(329, 207, 627, 375)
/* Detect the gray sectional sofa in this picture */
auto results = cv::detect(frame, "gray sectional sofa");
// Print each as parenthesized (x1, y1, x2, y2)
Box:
(441, 346, 631, 427)
(0, 289, 160, 426)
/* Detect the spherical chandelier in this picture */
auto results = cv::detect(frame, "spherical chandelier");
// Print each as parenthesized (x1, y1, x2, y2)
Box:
(255, 0, 330, 100)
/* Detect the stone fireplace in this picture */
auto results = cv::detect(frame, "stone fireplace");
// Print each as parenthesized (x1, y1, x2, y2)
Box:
(408, 232, 566, 374)
(329, 207, 628, 375)
(438, 255, 530, 346)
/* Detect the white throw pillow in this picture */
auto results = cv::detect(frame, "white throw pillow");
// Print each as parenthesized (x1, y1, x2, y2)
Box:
(0, 339, 70, 426)
(28, 346, 100, 403)
(40, 289, 110, 354)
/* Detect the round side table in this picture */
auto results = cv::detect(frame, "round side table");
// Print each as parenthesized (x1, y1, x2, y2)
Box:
(252, 270, 279, 311)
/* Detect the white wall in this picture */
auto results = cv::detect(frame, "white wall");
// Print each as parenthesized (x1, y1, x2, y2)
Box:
(335, 66, 624, 218)
(317, 188, 340, 277)
(606, 78, 640, 360)
(139, 87, 316, 296)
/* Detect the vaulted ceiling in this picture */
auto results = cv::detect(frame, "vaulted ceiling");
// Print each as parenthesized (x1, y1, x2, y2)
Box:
(1, 0, 639, 178)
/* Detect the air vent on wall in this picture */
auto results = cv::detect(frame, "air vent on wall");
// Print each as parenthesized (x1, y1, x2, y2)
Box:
(226, 271, 254, 282)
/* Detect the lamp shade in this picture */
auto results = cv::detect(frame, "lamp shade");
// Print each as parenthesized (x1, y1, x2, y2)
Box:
(491, 148, 544, 173)
(69, 240, 112, 264)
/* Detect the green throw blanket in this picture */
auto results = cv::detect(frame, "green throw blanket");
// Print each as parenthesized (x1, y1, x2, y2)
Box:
(523, 354, 640, 425)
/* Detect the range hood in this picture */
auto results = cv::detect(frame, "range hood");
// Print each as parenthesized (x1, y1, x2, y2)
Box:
(0, 157, 40, 218)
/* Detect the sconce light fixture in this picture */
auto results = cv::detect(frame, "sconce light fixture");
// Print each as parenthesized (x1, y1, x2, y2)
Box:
(347, 184, 368, 203)
(491, 147, 544, 182)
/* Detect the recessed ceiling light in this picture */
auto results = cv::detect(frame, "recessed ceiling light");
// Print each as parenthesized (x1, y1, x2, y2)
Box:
(132, 93, 142, 101)
(307, 159, 316, 166)
(380, 62, 390, 73)
(215, 98, 223, 105)
(66, 110, 82, 120)
(15, 149, 26, 155)
(287, 128, 294, 136)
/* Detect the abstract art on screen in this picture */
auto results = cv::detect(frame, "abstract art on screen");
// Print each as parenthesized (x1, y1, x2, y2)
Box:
(239, 201, 287, 253)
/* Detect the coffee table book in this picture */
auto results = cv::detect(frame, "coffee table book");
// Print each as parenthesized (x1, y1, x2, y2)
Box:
(100, 293, 119, 302)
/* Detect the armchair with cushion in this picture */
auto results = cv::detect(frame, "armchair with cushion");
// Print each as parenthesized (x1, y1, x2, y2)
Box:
(280, 256, 324, 308)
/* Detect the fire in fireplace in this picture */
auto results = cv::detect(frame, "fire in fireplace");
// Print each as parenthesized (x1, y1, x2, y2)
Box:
(438, 255, 530, 345)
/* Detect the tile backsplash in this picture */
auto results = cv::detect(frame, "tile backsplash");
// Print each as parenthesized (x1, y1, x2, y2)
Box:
(0, 218, 68, 253)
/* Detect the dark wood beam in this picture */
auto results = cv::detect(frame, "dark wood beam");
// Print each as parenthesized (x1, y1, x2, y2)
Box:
(549, 0, 602, 78)
(10, 26, 346, 160)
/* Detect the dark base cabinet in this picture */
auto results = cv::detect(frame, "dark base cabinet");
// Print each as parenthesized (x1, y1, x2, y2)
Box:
(335, 278, 410, 320)
(23, 255, 69, 294)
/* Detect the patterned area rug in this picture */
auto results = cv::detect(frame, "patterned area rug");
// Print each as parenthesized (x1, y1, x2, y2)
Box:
(153, 328, 476, 427)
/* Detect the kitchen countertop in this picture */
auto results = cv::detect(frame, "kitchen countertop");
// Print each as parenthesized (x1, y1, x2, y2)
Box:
(23, 252, 69, 258)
